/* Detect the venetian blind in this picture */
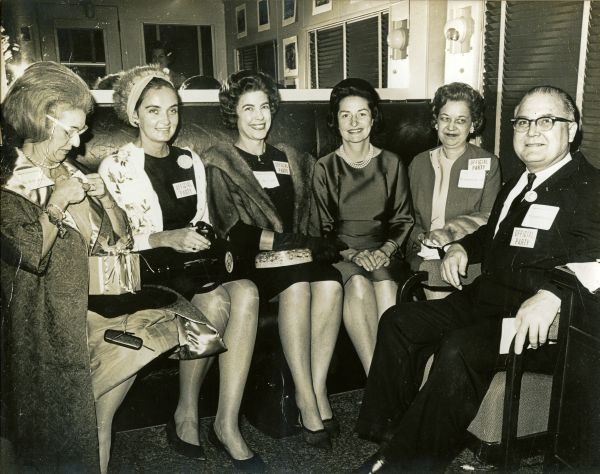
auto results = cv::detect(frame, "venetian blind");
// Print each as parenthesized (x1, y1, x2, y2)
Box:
(581, 1, 600, 167)
(313, 25, 344, 88)
(481, 1, 502, 160)
(499, 1, 584, 180)
(346, 16, 380, 87)
(237, 41, 277, 81)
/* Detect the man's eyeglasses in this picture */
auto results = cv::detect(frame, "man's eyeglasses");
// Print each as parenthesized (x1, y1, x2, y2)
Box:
(510, 116, 572, 133)
(46, 115, 88, 140)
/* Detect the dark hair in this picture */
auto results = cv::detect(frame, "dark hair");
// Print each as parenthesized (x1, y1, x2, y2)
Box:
(431, 82, 485, 136)
(516, 85, 579, 123)
(327, 78, 383, 137)
(2, 61, 93, 143)
(93, 72, 123, 90)
(113, 65, 176, 124)
(218, 70, 280, 129)
(149, 40, 174, 63)
(180, 75, 221, 90)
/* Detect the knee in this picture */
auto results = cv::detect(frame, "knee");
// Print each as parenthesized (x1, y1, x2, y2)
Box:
(346, 275, 373, 300)
(313, 279, 343, 299)
(281, 281, 311, 300)
(226, 278, 259, 303)
(436, 332, 469, 366)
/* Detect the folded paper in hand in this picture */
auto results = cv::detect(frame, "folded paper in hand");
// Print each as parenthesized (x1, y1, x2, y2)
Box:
(417, 244, 441, 261)
(566, 261, 600, 294)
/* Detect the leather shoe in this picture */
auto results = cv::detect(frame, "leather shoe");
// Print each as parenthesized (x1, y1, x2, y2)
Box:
(207, 425, 266, 472)
(165, 419, 206, 460)
(354, 452, 393, 473)
(322, 416, 340, 438)
(298, 416, 332, 449)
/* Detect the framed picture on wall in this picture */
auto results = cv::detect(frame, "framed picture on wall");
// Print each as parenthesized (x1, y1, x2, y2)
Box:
(313, 0, 332, 16)
(257, 0, 270, 32)
(236, 4, 247, 39)
(283, 35, 298, 77)
(282, 0, 297, 27)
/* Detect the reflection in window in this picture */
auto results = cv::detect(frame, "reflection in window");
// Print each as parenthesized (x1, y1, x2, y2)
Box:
(236, 40, 278, 83)
(309, 12, 389, 88)
(56, 28, 106, 87)
(143, 24, 214, 88)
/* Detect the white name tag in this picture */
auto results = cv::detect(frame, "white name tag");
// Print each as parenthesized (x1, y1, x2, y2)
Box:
(468, 158, 491, 171)
(14, 168, 54, 190)
(510, 227, 538, 248)
(172, 180, 196, 199)
(458, 169, 486, 189)
(254, 171, 280, 189)
(521, 204, 559, 230)
(272, 161, 290, 175)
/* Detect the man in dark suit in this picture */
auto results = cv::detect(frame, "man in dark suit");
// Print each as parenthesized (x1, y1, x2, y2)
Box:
(355, 85, 600, 472)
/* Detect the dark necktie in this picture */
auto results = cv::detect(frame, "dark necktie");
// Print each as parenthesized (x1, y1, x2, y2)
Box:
(506, 172, 536, 216)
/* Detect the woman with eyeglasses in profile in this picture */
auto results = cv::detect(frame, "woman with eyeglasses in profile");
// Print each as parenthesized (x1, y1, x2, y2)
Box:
(406, 82, 501, 299)
(313, 78, 414, 376)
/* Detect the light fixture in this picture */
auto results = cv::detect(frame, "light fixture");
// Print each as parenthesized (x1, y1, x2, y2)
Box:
(444, 6, 474, 54)
(388, 19, 409, 60)
(81, 1, 95, 19)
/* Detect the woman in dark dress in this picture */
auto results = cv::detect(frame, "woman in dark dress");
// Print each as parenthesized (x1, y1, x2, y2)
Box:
(313, 78, 414, 375)
(203, 71, 345, 449)
(99, 66, 263, 470)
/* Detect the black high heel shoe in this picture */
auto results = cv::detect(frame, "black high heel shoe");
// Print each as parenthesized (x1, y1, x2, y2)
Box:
(165, 419, 206, 460)
(298, 416, 332, 450)
(322, 416, 341, 438)
(207, 424, 266, 472)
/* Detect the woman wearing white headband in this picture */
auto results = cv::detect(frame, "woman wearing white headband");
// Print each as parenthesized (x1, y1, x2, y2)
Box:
(99, 65, 264, 471)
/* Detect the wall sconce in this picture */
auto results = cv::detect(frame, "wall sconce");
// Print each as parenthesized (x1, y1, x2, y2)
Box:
(388, 19, 409, 60)
(444, 6, 473, 54)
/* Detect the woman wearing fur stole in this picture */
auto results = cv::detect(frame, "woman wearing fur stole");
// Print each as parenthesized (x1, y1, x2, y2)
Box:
(202, 71, 346, 450)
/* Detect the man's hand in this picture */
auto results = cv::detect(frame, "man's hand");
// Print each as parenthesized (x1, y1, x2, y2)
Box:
(514, 290, 561, 355)
(440, 243, 469, 290)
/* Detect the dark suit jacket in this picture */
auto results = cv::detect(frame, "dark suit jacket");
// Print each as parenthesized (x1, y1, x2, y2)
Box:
(458, 152, 600, 312)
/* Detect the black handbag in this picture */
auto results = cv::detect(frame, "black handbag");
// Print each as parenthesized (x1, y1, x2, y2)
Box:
(138, 223, 236, 293)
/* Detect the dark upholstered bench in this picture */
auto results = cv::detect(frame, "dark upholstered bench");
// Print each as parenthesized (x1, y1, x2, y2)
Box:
(80, 99, 437, 437)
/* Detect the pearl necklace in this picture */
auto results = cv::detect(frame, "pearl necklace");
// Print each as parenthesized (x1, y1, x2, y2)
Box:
(337, 144, 374, 169)
(24, 153, 61, 169)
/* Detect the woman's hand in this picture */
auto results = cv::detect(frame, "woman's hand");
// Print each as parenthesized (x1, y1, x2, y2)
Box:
(84, 173, 108, 199)
(351, 249, 380, 272)
(371, 249, 391, 269)
(149, 228, 211, 253)
(426, 228, 453, 247)
(49, 175, 88, 209)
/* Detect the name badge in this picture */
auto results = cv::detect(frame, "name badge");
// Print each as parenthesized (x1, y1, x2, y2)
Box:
(510, 227, 538, 248)
(14, 168, 54, 190)
(254, 171, 280, 189)
(172, 180, 196, 199)
(468, 158, 491, 171)
(273, 161, 290, 175)
(521, 204, 559, 230)
(458, 169, 486, 189)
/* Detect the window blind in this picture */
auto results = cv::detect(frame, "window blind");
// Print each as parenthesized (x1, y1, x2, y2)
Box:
(346, 16, 379, 87)
(315, 26, 344, 88)
(581, 1, 600, 167)
(499, 1, 584, 180)
(481, 1, 502, 159)
(238, 45, 257, 72)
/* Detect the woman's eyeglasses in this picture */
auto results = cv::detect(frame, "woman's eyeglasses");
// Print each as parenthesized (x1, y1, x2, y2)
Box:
(46, 114, 88, 140)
